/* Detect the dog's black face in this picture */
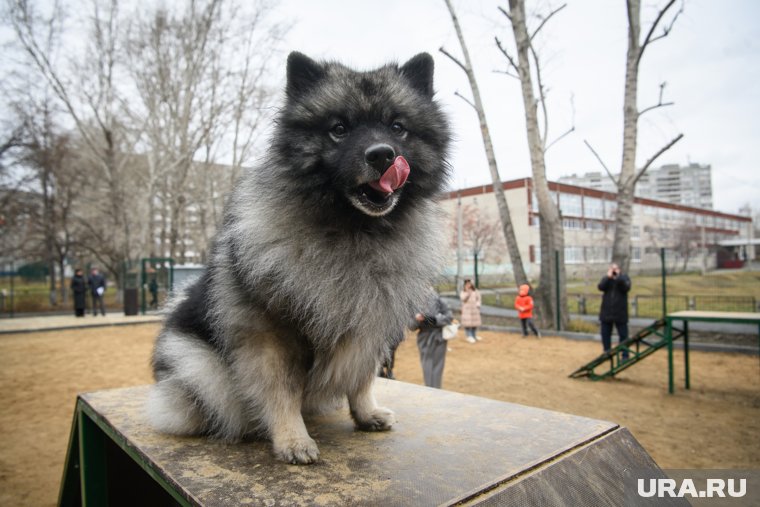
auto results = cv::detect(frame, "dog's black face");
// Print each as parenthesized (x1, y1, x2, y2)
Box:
(271, 52, 451, 223)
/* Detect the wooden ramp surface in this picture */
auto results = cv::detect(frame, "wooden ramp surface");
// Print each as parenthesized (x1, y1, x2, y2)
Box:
(61, 380, 675, 506)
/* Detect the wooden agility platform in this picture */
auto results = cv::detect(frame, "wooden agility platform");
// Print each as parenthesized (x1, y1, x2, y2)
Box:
(59, 380, 673, 506)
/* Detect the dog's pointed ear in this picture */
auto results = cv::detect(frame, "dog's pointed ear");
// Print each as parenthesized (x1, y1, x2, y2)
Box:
(286, 52, 325, 98)
(400, 53, 434, 98)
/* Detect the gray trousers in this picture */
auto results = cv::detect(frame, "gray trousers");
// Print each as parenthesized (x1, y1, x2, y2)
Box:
(417, 331, 447, 389)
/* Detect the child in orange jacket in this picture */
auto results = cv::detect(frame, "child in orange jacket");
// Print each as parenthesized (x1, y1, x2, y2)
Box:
(514, 284, 540, 338)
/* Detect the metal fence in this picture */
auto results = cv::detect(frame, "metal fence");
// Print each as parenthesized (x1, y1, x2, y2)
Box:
(568, 293, 757, 319)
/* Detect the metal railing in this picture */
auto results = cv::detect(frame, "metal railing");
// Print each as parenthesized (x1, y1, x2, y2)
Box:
(568, 293, 757, 319)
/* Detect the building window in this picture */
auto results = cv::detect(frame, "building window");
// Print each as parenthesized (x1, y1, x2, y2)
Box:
(559, 193, 582, 217)
(564, 246, 584, 264)
(585, 246, 611, 263)
(585, 220, 604, 231)
(584, 197, 604, 219)
(604, 200, 617, 220)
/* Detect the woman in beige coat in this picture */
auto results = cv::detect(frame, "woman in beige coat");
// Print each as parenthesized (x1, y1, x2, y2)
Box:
(459, 279, 482, 343)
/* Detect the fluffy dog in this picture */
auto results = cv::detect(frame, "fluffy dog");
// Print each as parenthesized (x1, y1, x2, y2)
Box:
(147, 51, 451, 464)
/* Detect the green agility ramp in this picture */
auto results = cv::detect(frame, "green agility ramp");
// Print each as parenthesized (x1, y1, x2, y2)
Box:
(569, 319, 685, 381)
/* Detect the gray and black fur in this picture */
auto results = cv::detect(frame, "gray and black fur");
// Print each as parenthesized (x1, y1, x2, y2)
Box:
(147, 52, 451, 464)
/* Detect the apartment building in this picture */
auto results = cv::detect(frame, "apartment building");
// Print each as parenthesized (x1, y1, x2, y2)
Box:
(558, 163, 713, 210)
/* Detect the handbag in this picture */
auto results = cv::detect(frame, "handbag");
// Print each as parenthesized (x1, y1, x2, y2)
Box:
(442, 320, 460, 340)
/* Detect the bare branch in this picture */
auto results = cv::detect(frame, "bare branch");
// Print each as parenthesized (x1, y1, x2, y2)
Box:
(454, 91, 477, 110)
(639, 81, 675, 116)
(529, 42, 549, 147)
(438, 46, 468, 73)
(494, 37, 519, 72)
(583, 139, 619, 187)
(492, 69, 521, 80)
(497, 5, 512, 22)
(638, 0, 682, 64)
(529, 3, 567, 42)
(639, 100, 674, 116)
(632, 133, 684, 185)
(544, 126, 575, 153)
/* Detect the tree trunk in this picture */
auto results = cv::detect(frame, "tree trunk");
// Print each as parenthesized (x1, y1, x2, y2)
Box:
(613, 0, 643, 273)
(59, 257, 68, 304)
(442, 0, 528, 286)
(508, 0, 568, 329)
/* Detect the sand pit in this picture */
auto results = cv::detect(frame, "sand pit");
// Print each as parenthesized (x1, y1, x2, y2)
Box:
(0, 324, 757, 506)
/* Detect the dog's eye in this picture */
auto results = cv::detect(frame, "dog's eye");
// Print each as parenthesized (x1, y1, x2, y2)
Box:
(330, 122, 348, 137)
(391, 121, 405, 135)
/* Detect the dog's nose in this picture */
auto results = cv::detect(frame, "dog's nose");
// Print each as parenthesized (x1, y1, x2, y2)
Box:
(364, 144, 396, 172)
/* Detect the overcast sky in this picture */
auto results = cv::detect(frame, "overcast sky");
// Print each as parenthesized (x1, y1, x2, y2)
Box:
(273, 0, 759, 215)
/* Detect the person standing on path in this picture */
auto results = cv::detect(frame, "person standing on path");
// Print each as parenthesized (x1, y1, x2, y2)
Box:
(412, 291, 453, 389)
(70, 268, 87, 317)
(514, 284, 540, 338)
(88, 267, 107, 316)
(459, 279, 482, 343)
(598, 262, 632, 360)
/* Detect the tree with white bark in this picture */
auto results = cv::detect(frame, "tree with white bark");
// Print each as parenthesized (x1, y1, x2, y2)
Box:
(585, 0, 684, 273)
(440, 0, 529, 287)
(496, 0, 572, 329)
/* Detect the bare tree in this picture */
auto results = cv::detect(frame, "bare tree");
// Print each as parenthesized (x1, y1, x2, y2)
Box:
(6, 0, 142, 286)
(10, 92, 85, 304)
(672, 218, 700, 272)
(496, 0, 571, 329)
(126, 0, 283, 261)
(585, 0, 684, 273)
(440, 0, 528, 287)
(451, 203, 502, 286)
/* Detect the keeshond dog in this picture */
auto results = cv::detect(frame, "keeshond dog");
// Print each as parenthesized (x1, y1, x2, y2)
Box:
(147, 51, 451, 464)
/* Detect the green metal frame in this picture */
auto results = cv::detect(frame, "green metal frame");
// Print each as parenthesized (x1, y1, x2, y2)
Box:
(58, 397, 192, 507)
(664, 311, 760, 394)
(140, 257, 174, 315)
(569, 319, 685, 382)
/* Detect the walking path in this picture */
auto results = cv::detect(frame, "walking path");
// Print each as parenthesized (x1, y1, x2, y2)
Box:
(442, 297, 758, 355)
(0, 312, 162, 335)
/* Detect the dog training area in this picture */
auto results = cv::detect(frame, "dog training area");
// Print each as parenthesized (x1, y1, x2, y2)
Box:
(0, 322, 757, 506)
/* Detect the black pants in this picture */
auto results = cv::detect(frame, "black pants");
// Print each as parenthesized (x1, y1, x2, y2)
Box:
(601, 320, 629, 359)
(92, 294, 106, 316)
(520, 318, 539, 336)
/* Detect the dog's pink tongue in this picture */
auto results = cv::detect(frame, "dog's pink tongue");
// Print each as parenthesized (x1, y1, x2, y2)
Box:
(368, 156, 410, 195)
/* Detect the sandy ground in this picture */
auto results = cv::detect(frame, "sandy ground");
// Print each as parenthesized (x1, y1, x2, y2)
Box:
(0, 324, 758, 506)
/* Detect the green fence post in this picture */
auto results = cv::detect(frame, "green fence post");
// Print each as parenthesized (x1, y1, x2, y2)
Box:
(140, 259, 146, 316)
(555, 250, 560, 331)
(660, 248, 667, 319)
(9, 260, 14, 318)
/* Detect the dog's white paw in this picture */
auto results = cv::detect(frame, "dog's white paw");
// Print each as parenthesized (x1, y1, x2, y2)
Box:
(354, 407, 396, 432)
(273, 436, 320, 465)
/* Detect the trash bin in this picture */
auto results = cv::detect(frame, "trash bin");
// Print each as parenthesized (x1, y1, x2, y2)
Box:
(123, 288, 139, 316)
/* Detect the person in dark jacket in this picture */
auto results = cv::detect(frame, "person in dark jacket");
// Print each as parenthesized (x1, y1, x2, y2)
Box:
(148, 277, 159, 309)
(598, 262, 632, 360)
(411, 291, 453, 389)
(70, 268, 87, 317)
(88, 267, 107, 316)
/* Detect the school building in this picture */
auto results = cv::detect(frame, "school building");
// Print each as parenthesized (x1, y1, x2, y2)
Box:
(439, 178, 754, 282)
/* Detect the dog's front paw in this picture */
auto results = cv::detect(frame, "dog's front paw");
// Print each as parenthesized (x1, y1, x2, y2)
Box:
(273, 436, 320, 465)
(353, 407, 396, 432)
